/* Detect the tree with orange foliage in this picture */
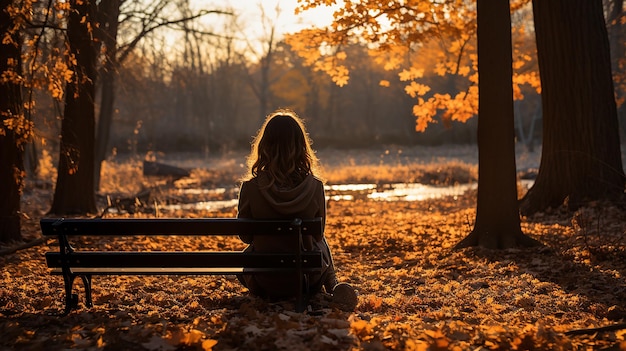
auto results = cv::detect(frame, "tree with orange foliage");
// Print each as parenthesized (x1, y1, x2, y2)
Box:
(289, 1, 539, 131)
(0, 0, 29, 242)
(49, 0, 98, 215)
(290, 0, 539, 248)
(455, 0, 539, 248)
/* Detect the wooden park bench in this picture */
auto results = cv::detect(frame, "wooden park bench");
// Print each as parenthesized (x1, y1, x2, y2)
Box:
(41, 217, 324, 315)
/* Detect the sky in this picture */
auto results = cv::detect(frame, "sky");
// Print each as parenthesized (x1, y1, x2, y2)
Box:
(154, 1, 341, 62)
(196, 0, 339, 43)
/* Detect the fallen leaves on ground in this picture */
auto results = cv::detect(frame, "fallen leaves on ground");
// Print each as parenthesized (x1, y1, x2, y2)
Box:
(2, 186, 626, 350)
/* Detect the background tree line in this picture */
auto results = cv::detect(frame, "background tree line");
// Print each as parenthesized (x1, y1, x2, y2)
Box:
(1, 0, 625, 245)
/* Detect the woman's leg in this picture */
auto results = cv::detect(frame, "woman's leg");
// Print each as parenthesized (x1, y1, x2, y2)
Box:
(236, 244, 265, 297)
(321, 238, 339, 292)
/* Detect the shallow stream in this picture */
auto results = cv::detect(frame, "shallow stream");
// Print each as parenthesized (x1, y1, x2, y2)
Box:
(161, 180, 534, 213)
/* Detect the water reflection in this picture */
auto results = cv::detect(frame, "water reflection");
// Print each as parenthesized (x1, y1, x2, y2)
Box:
(163, 199, 238, 212)
(327, 184, 377, 191)
(158, 180, 534, 213)
(368, 183, 477, 201)
(175, 188, 227, 195)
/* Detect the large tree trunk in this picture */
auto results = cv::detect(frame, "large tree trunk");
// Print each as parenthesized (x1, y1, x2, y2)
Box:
(0, 0, 25, 243)
(94, 0, 121, 191)
(607, 0, 625, 136)
(455, 0, 539, 249)
(49, 0, 98, 215)
(521, 0, 625, 215)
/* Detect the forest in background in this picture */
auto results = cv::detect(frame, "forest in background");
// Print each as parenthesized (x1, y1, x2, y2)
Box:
(20, 0, 551, 161)
(1, 0, 625, 240)
(2, 0, 623, 173)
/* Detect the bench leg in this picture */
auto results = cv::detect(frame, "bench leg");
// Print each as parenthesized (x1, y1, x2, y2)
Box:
(60, 273, 92, 315)
(80, 275, 93, 308)
(296, 274, 310, 313)
(62, 274, 79, 316)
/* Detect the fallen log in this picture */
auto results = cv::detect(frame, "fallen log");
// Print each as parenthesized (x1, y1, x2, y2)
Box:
(143, 161, 190, 178)
(0, 237, 50, 256)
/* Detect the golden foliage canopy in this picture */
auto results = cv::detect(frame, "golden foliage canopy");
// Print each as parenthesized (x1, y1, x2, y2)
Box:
(1, 0, 79, 146)
(288, 0, 540, 132)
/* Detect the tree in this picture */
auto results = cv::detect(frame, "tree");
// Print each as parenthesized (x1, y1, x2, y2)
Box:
(18, 0, 71, 181)
(93, 0, 226, 190)
(291, 0, 539, 248)
(0, 0, 29, 242)
(204, 15, 254, 150)
(49, 0, 98, 215)
(239, 2, 283, 120)
(520, 0, 626, 215)
(455, 0, 538, 249)
(93, 0, 121, 192)
(606, 0, 625, 130)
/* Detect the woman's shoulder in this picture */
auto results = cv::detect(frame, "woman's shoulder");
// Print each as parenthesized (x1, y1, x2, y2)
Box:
(241, 176, 257, 184)
(306, 174, 325, 189)
(240, 176, 260, 190)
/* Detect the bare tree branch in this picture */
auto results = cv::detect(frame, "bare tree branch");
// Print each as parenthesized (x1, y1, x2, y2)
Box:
(118, 8, 232, 64)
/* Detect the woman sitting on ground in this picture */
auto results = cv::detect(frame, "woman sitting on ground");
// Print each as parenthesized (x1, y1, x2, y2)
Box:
(236, 108, 357, 311)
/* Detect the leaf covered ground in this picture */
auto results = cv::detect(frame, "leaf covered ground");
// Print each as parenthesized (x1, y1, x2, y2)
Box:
(2, 147, 626, 350)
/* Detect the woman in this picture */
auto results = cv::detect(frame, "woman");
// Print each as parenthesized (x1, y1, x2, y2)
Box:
(237, 109, 357, 311)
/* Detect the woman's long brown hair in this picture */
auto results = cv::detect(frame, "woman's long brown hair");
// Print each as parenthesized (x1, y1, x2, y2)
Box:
(246, 109, 322, 188)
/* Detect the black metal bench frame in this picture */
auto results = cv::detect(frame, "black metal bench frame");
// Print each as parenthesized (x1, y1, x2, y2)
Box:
(41, 217, 324, 315)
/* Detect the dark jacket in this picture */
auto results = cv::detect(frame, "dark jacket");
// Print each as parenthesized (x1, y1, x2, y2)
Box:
(237, 172, 330, 298)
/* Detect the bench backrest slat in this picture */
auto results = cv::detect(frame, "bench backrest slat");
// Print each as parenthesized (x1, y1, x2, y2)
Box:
(40, 217, 323, 236)
(45, 251, 323, 269)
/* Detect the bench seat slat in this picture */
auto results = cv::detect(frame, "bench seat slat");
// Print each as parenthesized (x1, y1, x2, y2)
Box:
(46, 251, 323, 269)
(49, 267, 322, 275)
(40, 218, 323, 236)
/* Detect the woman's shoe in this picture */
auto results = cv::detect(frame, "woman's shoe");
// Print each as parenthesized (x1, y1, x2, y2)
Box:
(331, 283, 358, 311)
(323, 271, 339, 294)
